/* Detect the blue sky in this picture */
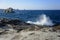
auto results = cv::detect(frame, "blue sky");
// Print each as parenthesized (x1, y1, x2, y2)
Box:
(0, 0, 60, 10)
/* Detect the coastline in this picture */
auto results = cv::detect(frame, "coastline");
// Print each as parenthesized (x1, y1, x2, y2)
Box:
(0, 18, 60, 40)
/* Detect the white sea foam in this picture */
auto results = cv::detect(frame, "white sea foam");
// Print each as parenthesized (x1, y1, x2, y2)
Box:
(27, 14, 54, 26)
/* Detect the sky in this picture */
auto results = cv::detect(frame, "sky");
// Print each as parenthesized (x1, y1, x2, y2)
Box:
(0, 0, 60, 10)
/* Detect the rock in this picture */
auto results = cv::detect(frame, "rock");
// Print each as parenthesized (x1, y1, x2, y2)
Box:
(0, 18, 36, 32)
(0, 18, 60, 33)
(0, 29, 7, 35)
(4, 7, 14, 13)
(0, 18, 10, 27)
(0, 18, 26, 26)
(7, 19, 25, 25)
(53, 25, 60, 31)
(0, 28, 5, 33)
(0, 18, 60, 40)
(57, 35, 60, 37)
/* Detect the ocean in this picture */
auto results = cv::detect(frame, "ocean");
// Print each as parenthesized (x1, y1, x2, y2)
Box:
(0, 10, 60, 26)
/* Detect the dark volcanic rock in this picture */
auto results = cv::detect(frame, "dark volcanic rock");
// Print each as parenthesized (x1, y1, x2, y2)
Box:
(0, 18, 38, 32)
(0, 18, 26, 25)
(7, 19, 26, 25)
(0, 18, 60, 32)
(0, 18, 10, 27)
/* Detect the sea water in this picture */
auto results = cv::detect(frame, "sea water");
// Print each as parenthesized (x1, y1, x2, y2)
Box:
(0, 10, 60, 26)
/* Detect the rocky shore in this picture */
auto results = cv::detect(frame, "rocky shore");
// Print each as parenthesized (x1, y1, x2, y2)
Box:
(0, 18, 60, 40)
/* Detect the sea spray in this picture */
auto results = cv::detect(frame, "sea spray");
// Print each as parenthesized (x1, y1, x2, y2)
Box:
(27, 14, 54, 26)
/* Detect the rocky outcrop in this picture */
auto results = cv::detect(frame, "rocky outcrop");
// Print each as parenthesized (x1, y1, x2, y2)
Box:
(0, 18, 42, 32)
(4, 7, 14, 13)
(0, 18, 60, 32)
(0, 18, 60, 40)
(0, 17, 57, 30)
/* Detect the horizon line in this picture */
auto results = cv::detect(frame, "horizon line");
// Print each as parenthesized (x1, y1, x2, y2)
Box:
(0, 7, 60, 10)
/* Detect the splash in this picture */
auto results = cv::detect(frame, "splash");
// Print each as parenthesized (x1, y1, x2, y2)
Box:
(27, 14, 54, 26)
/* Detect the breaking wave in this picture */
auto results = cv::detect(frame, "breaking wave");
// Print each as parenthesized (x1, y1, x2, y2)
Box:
(27, 14, 54, 26)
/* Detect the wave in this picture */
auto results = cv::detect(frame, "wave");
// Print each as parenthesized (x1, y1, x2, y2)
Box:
(27, 14, 54, 26)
